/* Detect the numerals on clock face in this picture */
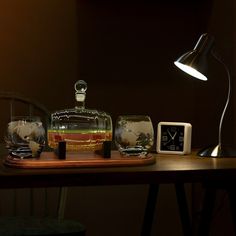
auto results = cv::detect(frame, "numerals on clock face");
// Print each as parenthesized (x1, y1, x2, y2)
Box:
(160, 125, 184, 151)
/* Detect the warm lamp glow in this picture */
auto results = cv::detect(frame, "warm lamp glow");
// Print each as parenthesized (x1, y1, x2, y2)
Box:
(174, 61, 207, 81)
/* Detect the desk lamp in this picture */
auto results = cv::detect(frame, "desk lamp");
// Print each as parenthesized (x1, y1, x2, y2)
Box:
(174, 33, 236, 157)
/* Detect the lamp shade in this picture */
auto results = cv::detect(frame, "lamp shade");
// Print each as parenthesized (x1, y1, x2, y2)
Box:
(174, 33, 214, 81)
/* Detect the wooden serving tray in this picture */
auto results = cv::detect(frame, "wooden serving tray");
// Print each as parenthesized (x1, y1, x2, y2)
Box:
(3, 151, 155, 169)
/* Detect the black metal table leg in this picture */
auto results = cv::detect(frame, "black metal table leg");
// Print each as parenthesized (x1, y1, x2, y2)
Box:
(141, 184, 159, 236)
(198, 187, 217, 236)
(175, 183, 192, 236)
(227, 188, 236, 234)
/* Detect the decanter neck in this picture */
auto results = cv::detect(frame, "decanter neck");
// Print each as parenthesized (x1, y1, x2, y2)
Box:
(74, 80, 87, 110)
(75, 99, 85, 110)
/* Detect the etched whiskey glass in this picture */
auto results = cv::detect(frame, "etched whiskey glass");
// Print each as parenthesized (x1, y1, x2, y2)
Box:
(114, 115, 154, 157)
(5, 116, 46, 158)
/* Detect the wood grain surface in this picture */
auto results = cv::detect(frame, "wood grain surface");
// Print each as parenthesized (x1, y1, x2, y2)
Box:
(3, 151, 155, 169)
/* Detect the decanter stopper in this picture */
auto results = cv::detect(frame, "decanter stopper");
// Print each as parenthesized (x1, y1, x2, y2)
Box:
(74, 80, 87, 108)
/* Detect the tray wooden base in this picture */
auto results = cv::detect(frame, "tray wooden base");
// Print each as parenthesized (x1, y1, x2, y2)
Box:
(3, 151, 155, 169)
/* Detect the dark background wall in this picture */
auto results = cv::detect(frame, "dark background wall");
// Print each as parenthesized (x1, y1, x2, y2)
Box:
(76, 0, 234, 150)
(0, 0, 235, 235)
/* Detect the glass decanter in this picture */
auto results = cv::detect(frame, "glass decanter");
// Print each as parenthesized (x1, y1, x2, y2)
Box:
(48, 80, 112, 152)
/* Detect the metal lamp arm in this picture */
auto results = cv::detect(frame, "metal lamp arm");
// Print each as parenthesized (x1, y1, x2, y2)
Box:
(211, 51, 231, 148)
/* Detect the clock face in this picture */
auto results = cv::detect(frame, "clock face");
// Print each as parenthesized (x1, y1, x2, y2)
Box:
(160, 125, 185, 152)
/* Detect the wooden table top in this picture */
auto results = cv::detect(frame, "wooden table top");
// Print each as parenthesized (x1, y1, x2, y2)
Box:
(1, 150, 236, 188)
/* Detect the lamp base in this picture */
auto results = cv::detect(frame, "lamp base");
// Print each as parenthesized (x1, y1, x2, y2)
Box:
(198, 144, 236, 157)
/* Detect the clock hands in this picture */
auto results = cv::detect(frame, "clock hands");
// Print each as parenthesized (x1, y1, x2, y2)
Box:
(164, 138, 173, 145)
(163, 129, 178, 146)
(172, 131, 177, 140)
(167, 130, 172, 138)
(167, 129, 177, 140)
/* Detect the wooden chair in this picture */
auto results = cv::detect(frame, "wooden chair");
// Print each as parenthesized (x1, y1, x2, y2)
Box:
(0, 91, 86, 236)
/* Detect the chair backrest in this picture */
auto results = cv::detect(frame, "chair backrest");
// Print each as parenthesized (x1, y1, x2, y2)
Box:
(0, 92, 62, 218)
(0, 91, 50, 117)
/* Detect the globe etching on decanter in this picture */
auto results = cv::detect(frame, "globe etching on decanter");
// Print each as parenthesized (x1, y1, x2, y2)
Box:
(47, 80, 113, 153)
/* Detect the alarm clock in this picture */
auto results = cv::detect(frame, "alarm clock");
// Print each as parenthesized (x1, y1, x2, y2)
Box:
(157, 122, 192, 154)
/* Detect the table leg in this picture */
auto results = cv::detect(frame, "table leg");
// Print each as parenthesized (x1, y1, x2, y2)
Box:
(175, 183, 192, 236)
(198, 187, 217, 236)
(227, 188, 236, 234)
(141, 184, 159, 236)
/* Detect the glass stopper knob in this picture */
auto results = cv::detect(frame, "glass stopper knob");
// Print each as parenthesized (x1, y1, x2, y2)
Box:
(74, 80, 87, 102)
(74, 80, 87, 93)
